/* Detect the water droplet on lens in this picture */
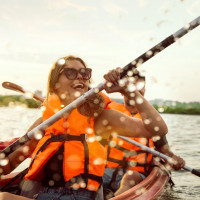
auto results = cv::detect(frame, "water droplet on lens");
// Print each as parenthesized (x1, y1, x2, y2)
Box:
(136, 97, 143, 104)
(158, 107, 164, 112)
(102, 120, 108, 126)
(93, 98, 99, 104)
(129, 100, 135, 106)
(120, 117, 125, 122)
(88, 137, 95, 142)
(144, 119, 151, 125)
(86, 128, 93, 134)
(94, 88, 99, 93)
(34, 131, 43, 140)
(72, 183, 79, 190)
(93, 158, 103, 165)
(184, 23, 190, 30)
(0, 158, 9, 166)
(136, 81, 145, 90)
(127, 84, 136, 92)
(80, 182, 86, 188)
(131, 60, 136, 65)
(146, 50, 153, 57)
(119, 79, 126, 87)
(106, 82, 112, 87)
(154, 126, 160, 131)
(57, 58, 65, 66)
(127, 170, 133, 175)
(74, 91, 81, 97)
(118, 140, 124, 145)
(152, 136, 161, 142)
(127, 70, 133, 76)
(19, 155, 25, 161)
(60, 94, 66, 100)
(109, 141, 116, 147)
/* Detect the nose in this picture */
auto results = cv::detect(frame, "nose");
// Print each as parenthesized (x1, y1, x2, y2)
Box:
(76, 71, 83, 80)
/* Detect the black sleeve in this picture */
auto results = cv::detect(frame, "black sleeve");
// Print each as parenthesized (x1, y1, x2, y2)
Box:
(154, 135, 168, 148)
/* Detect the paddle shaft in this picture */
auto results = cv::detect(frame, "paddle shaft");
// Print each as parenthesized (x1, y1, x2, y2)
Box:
(1, 16, 199, 157)
(118, 136, 200, 177)
(2, 82, 44, 103)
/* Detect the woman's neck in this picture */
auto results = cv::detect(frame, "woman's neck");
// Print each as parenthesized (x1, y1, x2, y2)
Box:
(60, 97, 75, 107)
(56, 91, 77, 107)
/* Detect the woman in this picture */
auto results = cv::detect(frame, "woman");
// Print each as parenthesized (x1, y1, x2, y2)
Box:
(0, 55, 167, 200)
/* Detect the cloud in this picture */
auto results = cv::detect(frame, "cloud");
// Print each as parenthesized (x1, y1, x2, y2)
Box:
(45, 0, 96, 11)
(186, 0, 200, 17)
(103, 2, 128, 15)
(107, 25, 155, 43)
(158, 1, 170, 12)
(138, 0, 149, 7)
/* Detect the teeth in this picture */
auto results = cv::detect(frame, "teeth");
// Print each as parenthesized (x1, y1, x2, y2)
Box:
(73, 83, 84, 89)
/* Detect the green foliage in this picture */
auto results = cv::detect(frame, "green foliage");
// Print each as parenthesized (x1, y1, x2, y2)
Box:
(0, 95, 40, 108)
(153, 101, 200, 115)
(113, 98, 200, 115)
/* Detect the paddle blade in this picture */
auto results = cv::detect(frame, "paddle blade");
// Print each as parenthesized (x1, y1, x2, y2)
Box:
(2, 82, 25, 93)
(192, 169, 200, 177)
(2, 81, 44, 103)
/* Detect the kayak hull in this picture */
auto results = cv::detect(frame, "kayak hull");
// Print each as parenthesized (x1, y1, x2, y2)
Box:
(110, 166, 170, 200)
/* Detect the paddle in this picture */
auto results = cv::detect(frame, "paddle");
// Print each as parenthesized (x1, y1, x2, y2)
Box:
(0, 16, 199, 158)
(118, 135, 200, 177)
(2, 82, 44, 103)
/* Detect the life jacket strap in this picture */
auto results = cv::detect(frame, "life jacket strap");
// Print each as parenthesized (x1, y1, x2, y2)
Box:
(29, 134, 87, 170)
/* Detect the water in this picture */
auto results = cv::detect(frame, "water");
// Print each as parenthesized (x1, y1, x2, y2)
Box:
(0, 107, 200, 199)
(0, 106, 42, 172)
(160, 114, 200, 200)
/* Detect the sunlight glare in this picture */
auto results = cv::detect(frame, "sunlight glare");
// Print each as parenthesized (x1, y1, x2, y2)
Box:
(57, 58, 65, 66)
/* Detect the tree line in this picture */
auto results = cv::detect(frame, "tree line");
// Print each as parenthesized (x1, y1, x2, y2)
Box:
(0, 95, 200, 115)
(0, 95, 40, 108)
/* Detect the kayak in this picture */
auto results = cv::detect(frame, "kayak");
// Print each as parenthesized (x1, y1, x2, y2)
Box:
(0, 137, 19, 151)
(0, 164, 170, 199)
(110, 165, 170, 200)
(0, 139, 170, 200)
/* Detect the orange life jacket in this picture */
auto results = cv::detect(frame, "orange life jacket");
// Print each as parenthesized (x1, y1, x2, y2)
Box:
(106, 101, 154, 173)
(25, 94, 107, 191)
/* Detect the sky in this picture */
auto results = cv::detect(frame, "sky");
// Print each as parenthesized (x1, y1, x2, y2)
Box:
(0, 0, 200, 102)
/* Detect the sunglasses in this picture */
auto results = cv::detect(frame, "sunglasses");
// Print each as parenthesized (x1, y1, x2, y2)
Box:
(60, 68, 92, 80)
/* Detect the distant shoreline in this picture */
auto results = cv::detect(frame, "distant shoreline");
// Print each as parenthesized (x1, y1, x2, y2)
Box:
(0, 95, 40, 108)
(0, 95, 200, 115)
(112, 98, 200, 115)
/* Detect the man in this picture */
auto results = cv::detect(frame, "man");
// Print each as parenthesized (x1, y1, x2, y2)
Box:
(102, 69, 185, 198)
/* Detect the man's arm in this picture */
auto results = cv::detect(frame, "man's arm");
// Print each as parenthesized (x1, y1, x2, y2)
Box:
(154, 136, 185, 170)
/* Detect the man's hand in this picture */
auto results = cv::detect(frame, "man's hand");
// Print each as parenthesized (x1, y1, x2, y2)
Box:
(103, 68, 124, 93)
(169, 154, 185, 170)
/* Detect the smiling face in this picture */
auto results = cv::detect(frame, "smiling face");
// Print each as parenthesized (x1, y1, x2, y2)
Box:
(56, 60, 90, 105)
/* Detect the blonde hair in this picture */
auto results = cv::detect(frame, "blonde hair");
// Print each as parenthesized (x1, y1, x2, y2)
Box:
(46, 55, 88, 98)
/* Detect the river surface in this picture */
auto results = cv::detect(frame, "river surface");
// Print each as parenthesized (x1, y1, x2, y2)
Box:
(0, 107, 200, 199)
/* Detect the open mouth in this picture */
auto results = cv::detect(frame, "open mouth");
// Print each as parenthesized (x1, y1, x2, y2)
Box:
(72, 83, 85, 90)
